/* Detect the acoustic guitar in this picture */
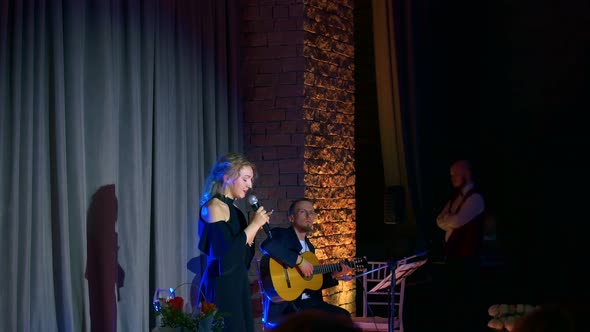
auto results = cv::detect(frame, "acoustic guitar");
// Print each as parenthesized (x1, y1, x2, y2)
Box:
(259, 251, 367, 303)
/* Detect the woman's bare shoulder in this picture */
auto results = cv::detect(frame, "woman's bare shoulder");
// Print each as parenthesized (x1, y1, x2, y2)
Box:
(201, 197, 229, 223)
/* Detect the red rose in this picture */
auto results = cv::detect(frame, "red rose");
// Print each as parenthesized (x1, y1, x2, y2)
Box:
(168, 297, 184, 311)
(200, 301, 217, 315)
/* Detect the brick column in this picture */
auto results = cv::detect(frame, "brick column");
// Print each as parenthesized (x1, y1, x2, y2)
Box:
(240, 0, 356, 314)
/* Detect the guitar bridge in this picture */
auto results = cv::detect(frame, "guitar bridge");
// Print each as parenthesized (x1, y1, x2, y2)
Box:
(282, 267, 291, 288)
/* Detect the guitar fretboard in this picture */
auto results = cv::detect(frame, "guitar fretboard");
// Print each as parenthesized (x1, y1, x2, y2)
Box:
(313, 263, 343, 275)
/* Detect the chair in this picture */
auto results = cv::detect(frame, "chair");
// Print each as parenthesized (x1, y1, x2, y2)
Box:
(354, 261, 395, 332)
(358, 252, 427, 332)
(253, 255, 303, 331)
(253, 256, 273, 331)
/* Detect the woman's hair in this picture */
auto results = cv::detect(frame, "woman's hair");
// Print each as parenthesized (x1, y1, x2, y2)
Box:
(199, 152, 256, 206)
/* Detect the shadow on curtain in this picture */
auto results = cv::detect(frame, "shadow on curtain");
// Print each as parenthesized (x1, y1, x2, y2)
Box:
(85, 184, 125, 332)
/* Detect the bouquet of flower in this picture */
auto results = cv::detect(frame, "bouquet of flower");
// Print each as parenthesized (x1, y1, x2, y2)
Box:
(487, 303, 539, 331)
(153, 283, 225, 332)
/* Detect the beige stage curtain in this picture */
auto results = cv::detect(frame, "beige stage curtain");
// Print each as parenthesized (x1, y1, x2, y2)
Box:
(371, 0, 414, 224)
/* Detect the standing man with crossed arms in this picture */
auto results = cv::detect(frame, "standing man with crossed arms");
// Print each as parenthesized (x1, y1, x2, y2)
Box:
(436, 159, 486, 332)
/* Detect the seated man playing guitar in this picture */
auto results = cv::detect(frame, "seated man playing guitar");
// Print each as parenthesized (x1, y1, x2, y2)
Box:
(259, 198, 355, 328)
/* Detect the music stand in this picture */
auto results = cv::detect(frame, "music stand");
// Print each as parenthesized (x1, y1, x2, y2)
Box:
(368, 251, 428, 332)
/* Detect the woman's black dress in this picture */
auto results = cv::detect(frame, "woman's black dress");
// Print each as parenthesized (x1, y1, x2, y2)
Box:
(198, 194, 255, 332)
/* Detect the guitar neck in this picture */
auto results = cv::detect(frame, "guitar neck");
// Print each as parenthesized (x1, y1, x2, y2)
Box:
(313, 263, 343, 275)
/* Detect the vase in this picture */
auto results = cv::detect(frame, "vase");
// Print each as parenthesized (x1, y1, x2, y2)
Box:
(198, 315, 214, 332)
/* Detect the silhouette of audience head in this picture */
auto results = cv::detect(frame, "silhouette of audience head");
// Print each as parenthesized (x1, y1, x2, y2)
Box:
(513, 300, 590, 332)
(272, 309, 361, 332)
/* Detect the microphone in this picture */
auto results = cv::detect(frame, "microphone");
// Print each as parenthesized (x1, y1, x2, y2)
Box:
(247, 195, 272, 238)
